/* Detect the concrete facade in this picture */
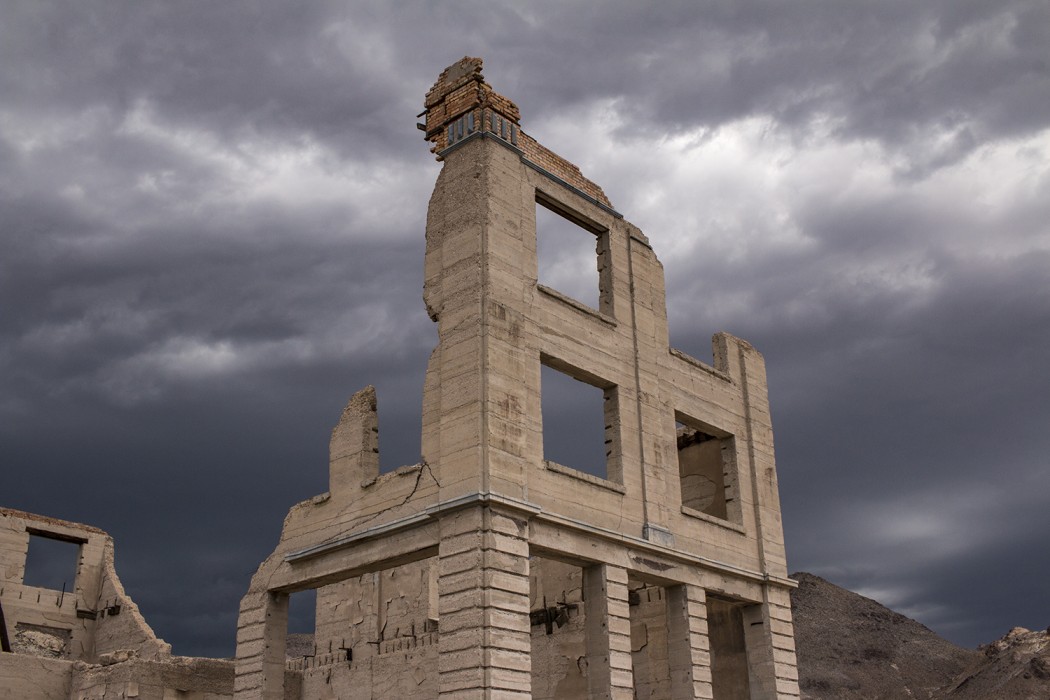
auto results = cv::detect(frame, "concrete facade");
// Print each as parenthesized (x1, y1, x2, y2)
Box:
(233, 57, 800, 699)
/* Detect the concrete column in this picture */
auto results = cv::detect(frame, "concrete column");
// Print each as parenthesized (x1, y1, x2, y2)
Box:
(741, 590, 800, 700)
(583, 563, 634, 699)
(437, 505, 532, 698)
(667, 584, 714, 700)
(233, 591, 288, 700)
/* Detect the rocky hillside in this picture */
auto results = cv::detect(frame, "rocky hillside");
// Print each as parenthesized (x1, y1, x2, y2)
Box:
(943, 626, 1050, 700)
(791, 571, 1050, 700)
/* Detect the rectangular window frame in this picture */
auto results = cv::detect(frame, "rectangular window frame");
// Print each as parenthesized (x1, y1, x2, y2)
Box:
(22, 528, 85, 592)
(534, 190, 614, 318)
(674, 411, 744, 527)
(540, 353, 623, 491)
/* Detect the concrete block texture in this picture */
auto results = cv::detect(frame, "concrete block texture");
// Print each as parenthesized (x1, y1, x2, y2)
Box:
(225, 56, 800, 698)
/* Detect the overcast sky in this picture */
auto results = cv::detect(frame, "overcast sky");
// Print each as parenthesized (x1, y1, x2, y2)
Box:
(2, 1, 1048, 658)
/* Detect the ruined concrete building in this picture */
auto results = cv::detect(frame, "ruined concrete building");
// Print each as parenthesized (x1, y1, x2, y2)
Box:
(232, 57, 801, 699)
(0, 507, 237, 697)
(1, 58, 800, 699)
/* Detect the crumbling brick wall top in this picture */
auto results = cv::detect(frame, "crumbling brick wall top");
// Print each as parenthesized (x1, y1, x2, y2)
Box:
(422, 56, 613, 209)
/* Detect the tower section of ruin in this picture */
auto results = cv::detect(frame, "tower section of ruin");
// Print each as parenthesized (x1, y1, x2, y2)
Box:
(234, 57, 800, 700)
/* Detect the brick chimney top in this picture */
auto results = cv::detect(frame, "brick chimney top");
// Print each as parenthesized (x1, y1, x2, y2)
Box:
(421, 57, 522, 157)
(419, 57, 614, 209)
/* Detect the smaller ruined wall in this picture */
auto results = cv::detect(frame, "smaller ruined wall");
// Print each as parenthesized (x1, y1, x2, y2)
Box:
(0, 508, 107, 660)
(0, 653, 73, 700)
(1, 507, 237, 700)
(90, 543, 171, 660)
(0, 507, 170, 664)
(71, 656, 234, 700)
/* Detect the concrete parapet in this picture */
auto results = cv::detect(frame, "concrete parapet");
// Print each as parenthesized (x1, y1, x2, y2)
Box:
(329, 385, 381, 496)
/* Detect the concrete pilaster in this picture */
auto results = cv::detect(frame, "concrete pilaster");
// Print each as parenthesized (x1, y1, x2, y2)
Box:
(583, 563, 634, 699)
(233, 591, 288, 700)
(437, 505, 532, 698)
(667, 584, 714, 700)
(741, 591, 800, 700)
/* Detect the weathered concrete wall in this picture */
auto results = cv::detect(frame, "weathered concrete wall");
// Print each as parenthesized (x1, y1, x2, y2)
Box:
(233, 56, 800, 699)
(0, 508, 170, 664)
(91, 541, 172, 660)
(294, 646, 436, 700)
(0, 507, 254, 700)
(3, 57, 801, 700)
(70, 656, 234, 700)
(0, 508, 109, 661)
(303, 558, 438, 698)
(528, 558, 587, 699)
(0, 653, 72, 699)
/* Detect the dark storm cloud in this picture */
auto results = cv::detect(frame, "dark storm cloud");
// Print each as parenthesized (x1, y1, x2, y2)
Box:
(1, 0, 439, 650)
(1, 0, 1047, 657)
(476, 1, 1050, 177)
(0, 2, 414, 160)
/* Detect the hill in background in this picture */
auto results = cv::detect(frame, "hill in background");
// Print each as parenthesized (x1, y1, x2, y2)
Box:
(791, 571, 1050, 700)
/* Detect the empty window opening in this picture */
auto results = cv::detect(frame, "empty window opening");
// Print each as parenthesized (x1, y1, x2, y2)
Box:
(541, 360, 619, 482)
(286, 588, 317, 659)
(535, 195, 609, 313)
(629, 580, 672, 700)
(22, 532, 81, 592)
(529, 556, 585, 699)
(707, 596, 753, 700)
(378, 322, 436, 473)
(675, 415, 738, 522)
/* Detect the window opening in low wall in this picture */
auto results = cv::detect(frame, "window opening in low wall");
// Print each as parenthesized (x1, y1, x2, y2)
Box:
(541, 358, 620, 483)
(535, 194, 610, 313)
(287, 588, 317, 659)
(22, 532, 81, 592)
(675, 413, 739, 522)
